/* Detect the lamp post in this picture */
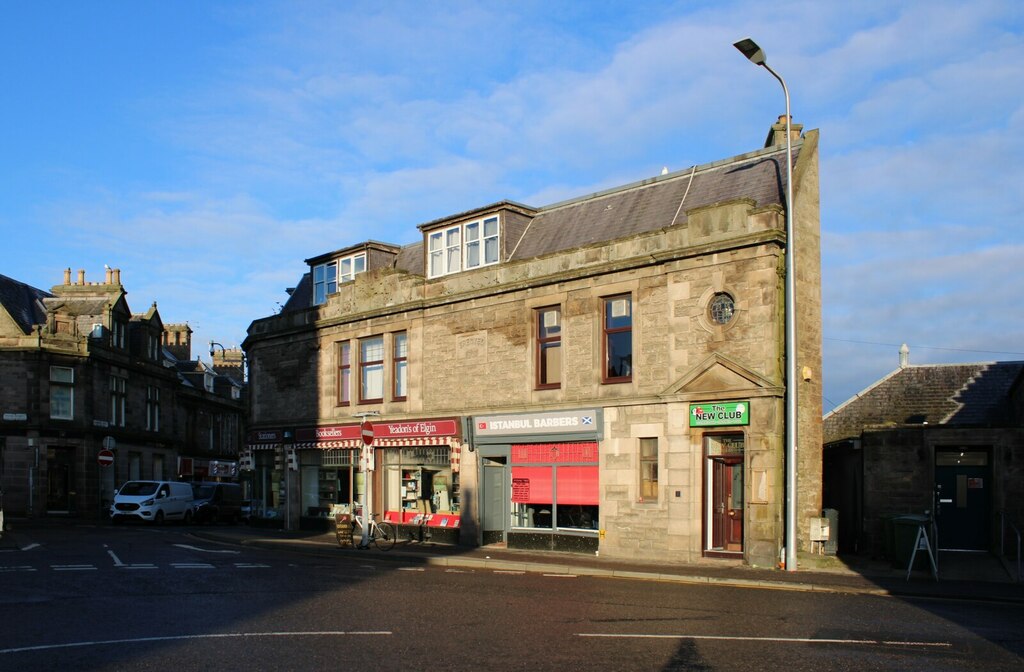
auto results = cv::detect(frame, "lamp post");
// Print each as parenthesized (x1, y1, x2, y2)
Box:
(209, 340, 247, 383)
(733, 37, 798, 572)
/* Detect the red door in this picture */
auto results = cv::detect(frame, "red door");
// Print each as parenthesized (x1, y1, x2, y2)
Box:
(711, 457, 743, 552)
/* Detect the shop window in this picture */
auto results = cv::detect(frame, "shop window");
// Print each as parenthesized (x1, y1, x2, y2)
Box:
(639, 438, 658, 502)
(49, 366, 74, 420)
(359, 335, 384, 403)
(511, 442, 599, 532)
(602, 295, 632, 383)
(535, 306, 561, 389)
(382, 447, 460, 526)
(336, 341, 351, 406)
(393, 331, 408, 400)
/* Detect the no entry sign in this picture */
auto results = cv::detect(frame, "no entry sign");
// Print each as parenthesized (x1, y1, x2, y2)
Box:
(97, 449, 114, 467)
(360, 420, 375, 446)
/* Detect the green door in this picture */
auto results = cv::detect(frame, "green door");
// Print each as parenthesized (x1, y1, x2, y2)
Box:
(934, 449, 990, 551)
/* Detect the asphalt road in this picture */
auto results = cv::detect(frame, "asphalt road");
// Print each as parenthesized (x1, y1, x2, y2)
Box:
(1, 524, 1022, 671)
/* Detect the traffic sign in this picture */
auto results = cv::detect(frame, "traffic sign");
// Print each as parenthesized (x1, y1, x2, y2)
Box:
(360, 420, 374, 445)
(97, 449, 114, 467)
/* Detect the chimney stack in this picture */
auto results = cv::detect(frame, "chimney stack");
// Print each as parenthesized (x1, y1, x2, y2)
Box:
(77, 269, 86, 285)
(899, 343, 910, 369)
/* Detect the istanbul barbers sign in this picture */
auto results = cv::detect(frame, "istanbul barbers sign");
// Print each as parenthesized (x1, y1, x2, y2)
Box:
(475, 409, 601, 438)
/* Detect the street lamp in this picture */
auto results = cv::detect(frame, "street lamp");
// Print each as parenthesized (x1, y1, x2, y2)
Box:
(210, 340, 247, 382)
(734, 37, 798, 572)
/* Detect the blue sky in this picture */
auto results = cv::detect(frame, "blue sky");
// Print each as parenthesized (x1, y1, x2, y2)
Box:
(2, 1, 1022, 412)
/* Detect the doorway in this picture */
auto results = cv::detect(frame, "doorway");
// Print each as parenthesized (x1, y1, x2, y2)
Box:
(480, 454, 509, 546)
(46, 447, 75, 514)
(705, 434, 744, 555)
(935, 449, 990, 551)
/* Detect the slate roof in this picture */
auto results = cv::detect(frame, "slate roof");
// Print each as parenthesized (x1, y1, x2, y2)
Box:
(282, 140, 800, 311)
(823, 362, 1024, 444)
(0, 273, 51, 334)
(509, 145, 796, 261)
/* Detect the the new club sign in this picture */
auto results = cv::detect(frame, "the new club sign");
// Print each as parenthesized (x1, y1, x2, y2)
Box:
(689, 401, 750, 427)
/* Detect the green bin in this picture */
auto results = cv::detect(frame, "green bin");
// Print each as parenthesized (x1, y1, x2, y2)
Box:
(892, 515, 931, 570)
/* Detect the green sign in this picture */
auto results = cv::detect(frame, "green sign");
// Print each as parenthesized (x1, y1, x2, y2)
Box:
(689, 401, 750, 427)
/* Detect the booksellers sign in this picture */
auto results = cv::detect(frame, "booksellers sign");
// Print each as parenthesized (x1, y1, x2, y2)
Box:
(689, 401, 750, 427)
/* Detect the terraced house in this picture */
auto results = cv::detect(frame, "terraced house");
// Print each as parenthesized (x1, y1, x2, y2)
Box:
(243, 117, 823, 567)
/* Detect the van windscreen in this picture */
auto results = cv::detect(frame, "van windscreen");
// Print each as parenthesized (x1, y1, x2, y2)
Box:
(119, 482, 159, 496)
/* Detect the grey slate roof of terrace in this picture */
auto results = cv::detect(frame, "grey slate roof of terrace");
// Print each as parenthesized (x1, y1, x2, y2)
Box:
(508, 144, 797, 261)
(823, 362, 1024, 444)
(0, 274, 51, 334)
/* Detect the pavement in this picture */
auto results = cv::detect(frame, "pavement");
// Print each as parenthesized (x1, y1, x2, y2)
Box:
(3, 518, 1023, 603)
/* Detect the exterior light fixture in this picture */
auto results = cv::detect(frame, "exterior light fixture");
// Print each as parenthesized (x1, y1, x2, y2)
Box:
(733, 37, 798, 572)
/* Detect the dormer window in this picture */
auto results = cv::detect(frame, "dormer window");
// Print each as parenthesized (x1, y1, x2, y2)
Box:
(428, 215, 500, 278)
(313, 252, 366, 305)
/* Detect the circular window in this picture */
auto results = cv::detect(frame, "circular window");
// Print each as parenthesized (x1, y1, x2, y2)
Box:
(709, 293, 735, 325)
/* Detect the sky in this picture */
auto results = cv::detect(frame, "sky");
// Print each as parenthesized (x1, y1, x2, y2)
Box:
(2, 1, 1022, 413)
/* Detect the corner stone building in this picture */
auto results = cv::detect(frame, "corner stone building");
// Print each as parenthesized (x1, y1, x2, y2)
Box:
(0, 269, 245, 520)
(244, 120, 822, 567)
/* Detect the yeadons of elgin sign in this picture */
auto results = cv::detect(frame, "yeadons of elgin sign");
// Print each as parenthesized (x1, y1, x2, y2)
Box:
(689, 401, 750, 427)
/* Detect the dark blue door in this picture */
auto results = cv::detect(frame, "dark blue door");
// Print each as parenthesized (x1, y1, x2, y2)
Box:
(934, 450, 990, 551)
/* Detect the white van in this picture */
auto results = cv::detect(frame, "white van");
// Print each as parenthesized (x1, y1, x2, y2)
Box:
(110, 480, 194, 524)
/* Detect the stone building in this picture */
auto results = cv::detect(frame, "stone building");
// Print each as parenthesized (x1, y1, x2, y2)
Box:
(823, 346, 1024, 557)
(244, 119, 822, 567)
(0, 269, 245, 520)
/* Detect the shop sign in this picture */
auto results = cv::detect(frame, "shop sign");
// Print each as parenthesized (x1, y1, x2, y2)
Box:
(247, 429, 282, 443)
(689, 401, 750, 427)
(3, 413, 28, 422)
(475, 409, 600, 438)
(295, 418, 459, 444)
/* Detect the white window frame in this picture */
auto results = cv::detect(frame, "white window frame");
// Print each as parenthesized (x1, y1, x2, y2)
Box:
(427, 215, 500, 278)
(146, 385, 160, 432)
(313, 252, 367, 305)
(110, 375, 127, 427)
(49, 366, 74, 420)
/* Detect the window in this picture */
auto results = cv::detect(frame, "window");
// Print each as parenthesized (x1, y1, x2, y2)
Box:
(147, 333, 160, 361)
(336, 341, 351, 406)
(602, 295, 632, 383)
(313, 261, 337, 305)
(639, 438, 658, 502)
(536, 306, 561, 388)
(313, 253, 367, 304)
(709, 292, 735, 325)
(428, 216, 500, 278)
(393, 331, 408, 400)
(511, 443, 598, 532)
(49, 366, 74, 420)
(359, 335, 384, 403)
(110, 375, 127, 427)
(146, 385, 160, 432)
(339, 253, 366, 282)
(112, 320, 126, 349)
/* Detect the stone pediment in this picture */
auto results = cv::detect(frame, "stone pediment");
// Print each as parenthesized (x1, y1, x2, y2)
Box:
(662, 353, 778, 398)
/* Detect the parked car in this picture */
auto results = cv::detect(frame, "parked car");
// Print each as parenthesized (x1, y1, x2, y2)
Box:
(111, 481, 194, 524)
(191, 482, 244, 524)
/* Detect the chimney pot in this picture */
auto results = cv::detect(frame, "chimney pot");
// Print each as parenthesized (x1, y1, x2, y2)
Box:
(899, 343, 910, 369)
(64, 268, 72, 285)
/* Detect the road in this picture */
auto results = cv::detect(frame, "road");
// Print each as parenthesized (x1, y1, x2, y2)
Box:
(1, 524, 1022, 671)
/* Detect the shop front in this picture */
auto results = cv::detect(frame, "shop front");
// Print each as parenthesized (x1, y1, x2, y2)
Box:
(471, 408, 602, 553)
(241, 429, 284, 526)
(290, 418, 464, 539)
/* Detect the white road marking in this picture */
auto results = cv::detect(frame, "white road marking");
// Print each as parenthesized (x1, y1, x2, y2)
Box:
(106, 549, 125, 567)
(122, 564, 158, 570)
(0, 566, 36, 572)
(235, 563, 270, 568)
(397, 567, 425, 572)
(494, 570, 526, 575)
(171, 563, 215, 569)
(543, 574, 578, 578)
(173, 544, 240, 554)
(578, 633, 952, 648)
(21, 543, 41, 551)
(52, 565, 96, 571)
(0, 631, 393, 655)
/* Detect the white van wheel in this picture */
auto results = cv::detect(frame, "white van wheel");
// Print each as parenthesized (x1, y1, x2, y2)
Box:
(154, 510, 165, 525)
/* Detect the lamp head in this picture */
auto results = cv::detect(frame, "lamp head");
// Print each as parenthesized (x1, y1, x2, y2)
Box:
(733, 38, 766, 66)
